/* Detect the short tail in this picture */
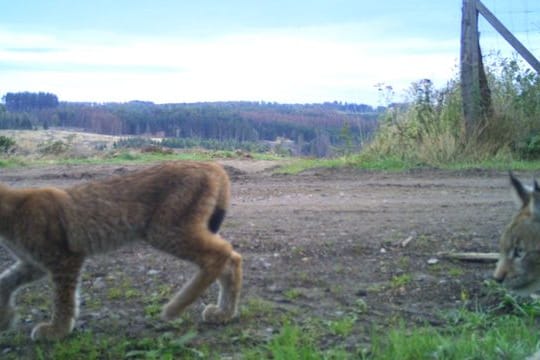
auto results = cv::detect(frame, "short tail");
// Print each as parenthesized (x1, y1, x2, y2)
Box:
(208, 207, 226, 233)
(207, 165, 231, 234)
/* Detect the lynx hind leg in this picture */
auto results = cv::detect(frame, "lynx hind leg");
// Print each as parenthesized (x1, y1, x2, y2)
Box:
(161, 233, 241, 323)
(31, 257, 83, 341)
(202, 250, 242, 323)
(0, 262, 46, 331)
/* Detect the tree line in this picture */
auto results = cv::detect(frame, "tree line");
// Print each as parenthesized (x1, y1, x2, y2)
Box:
(1, 92, 381, 156)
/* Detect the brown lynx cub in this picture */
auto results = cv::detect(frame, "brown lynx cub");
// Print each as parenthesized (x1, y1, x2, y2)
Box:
(493, 172, 540, 295)
(0, 161, 242, 340)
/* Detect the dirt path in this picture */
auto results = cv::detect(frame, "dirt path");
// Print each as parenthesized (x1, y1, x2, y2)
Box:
(0, 161, 525, 356)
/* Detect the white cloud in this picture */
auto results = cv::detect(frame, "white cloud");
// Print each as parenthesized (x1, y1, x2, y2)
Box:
(0, 24, 460, 104)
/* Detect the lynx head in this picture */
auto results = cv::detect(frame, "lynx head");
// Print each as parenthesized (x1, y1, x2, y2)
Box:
(493, 172, 540, 295)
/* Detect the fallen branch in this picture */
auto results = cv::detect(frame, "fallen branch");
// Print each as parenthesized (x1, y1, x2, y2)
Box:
(437, 252, 499, 262)
(400, 236, 414, 248)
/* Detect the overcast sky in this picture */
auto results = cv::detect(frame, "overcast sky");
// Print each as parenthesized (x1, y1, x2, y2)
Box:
(0, 1, 538, 105)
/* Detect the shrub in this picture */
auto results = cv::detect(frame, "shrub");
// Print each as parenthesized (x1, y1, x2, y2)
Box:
(39, 140, 70, 155)
(363, 54, 540, 165)
(0, 135, 16, 153)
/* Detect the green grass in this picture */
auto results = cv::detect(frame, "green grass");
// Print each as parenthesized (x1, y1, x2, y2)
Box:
(32, 331, 205, 360)
(276, 153, 540, 175)
(369, 312, 539, 360)
(0, 157, 28, 168)
(390, 274, 413, 288)
(327, 315, 357, 337)
(0, 148, 287, 169)
(244, 322, 351, 360)
(3, 145, 540, 173)
(284, 288, 303, 300)
(3, 301, 540, 360)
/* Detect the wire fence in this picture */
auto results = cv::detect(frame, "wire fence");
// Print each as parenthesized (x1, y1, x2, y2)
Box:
(478, 0, 540, 58)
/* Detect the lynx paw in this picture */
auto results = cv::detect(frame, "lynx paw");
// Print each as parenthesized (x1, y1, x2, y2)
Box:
(202, 304, 234, 324)
(0, 306, 15, 331)
(161, 303, 182, 322)
(31, 322, 73, 341)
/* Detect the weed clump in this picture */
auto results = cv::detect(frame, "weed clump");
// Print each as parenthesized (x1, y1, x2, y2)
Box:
(362, 55, 540, 167)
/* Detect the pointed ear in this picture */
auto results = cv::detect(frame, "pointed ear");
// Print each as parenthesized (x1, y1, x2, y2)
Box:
(509, 171, 529, 208)
(530, 192, 540, 218)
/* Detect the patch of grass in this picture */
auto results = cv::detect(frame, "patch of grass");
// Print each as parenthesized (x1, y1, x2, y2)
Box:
(107, 287, 124, 300)
(354, 299, 368, 314)
(35, 331, 122, 360)
(327, 314, 357, 337)
(0, 135, 16, 153)
(143, 284, 173, 318)
(144, 303, 162, 318)
(448, 267, 465, 277)
(241, 297, 276, 320)
(77, 150, 215, 165)
(1, 147, 268, 168)
(390, 274, 412, 288)
(105, 277, 140, 301)
(32, 331, 205, 360)
(124, 331, 204, 359)
(244, 323, 335, 360)
(274, 154, 416, 174)
(284, 288, 303, 300)
(397, 256, 411, 269)
(274, 158, 348, 174)
(278, 152, 540, 174)
(0, 157, 27, 168)
(369, 312, 539, 360)
(366, 286, 540, 359)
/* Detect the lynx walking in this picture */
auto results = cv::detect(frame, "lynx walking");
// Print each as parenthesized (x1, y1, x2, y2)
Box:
(0, 161, 242, 340)
(493, 172, 540, 295)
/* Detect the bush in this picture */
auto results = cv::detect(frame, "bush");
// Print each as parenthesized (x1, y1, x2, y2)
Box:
(39, 140, 70, 155)
(0, 135, 16, 153)
(516, 134, 540, 160)
(363, 55, 540, 165)
(113, 137, 157, 149)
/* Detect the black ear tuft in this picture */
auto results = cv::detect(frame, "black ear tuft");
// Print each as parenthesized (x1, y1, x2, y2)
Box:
(509, 171, 529, 206)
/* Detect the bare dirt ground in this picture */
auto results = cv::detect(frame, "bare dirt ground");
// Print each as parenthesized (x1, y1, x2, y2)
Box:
(0, 160, 527, 357)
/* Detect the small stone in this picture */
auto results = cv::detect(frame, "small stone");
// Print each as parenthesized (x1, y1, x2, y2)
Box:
(356, 289, 368, 296)
(93, 277, 106, 289)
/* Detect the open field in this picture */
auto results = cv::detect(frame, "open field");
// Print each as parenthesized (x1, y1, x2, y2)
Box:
(0, 129, 123, 156)
(0, 157, 534, 358)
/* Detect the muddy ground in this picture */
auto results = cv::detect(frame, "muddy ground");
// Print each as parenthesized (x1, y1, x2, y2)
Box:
(0, 160, 530, 357)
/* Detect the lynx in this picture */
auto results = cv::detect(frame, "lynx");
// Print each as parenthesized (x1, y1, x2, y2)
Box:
(493, 172, 540, 295)
(0, 161, 242, 340)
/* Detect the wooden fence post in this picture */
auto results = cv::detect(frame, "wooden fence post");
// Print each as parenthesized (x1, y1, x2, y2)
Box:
(461, 0, 481, 140)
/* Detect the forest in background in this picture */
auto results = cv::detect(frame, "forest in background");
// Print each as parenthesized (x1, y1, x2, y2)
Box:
(0, 92, 382, 157)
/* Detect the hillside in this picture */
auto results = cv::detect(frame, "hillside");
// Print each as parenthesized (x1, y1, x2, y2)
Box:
(1, 93, 382, 156)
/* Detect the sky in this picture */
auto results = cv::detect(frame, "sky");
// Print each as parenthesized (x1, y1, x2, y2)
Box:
(0, 0, 538, 106)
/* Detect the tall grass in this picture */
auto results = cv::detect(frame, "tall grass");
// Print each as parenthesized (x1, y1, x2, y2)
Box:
(359, 55, 540, 168)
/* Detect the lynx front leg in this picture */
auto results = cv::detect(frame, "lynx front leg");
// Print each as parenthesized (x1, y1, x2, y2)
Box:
(31, 257, 83, 341)
(0, 261, 45, 331)
(202, 250, 242, 323)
